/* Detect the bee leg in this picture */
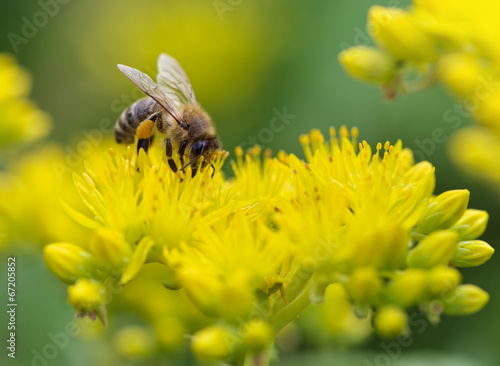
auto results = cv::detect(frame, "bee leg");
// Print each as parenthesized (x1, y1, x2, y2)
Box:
(178, 141, 188, 169)
(136, 119, 155, 154)
(210, 163, 215, 178)
(165, 138, 178, 173)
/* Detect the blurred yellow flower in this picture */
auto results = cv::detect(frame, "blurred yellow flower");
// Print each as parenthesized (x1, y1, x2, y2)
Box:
(44, 128, 492, 364)
(0, 145, 92, 250)
(340, 1, 500, 192)
(0, 54, 50, 150)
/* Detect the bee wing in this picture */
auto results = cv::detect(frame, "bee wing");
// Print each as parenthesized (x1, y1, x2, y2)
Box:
(156, 53, 197, 108)
(117, 64, 184, 124)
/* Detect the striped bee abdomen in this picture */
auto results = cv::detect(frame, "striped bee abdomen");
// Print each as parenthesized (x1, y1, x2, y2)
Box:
(114, 97, 158, 144)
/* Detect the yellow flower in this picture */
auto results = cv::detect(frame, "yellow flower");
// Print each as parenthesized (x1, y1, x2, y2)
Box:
(191, 325, 236, 361)
(44, 243, 101, 284)
(415, 190, 470, 235)
(338, 46, 396, 84)
(442, 284, 490, 315)
(45, 127, 492, 363)
(384, 269, 428, 308)
(449, 127, 500, 188)
(453, 240, 495, 267)
(89, 228, 133, 270)
(368, 6, 435, 62)
(427, 266, 462, 297)
(0, 54, 51, 149)
(407, 230, 459, 268)
(112, 326, 155, 361)
(68, 279, 107, 324)
(241, 319, 274, 353)
(374, 306, 408, 339)
(452, 209, 489, 241)
(340, 1, 500, 191)
(347, 267, 382, 305)
(0, 145, 91, 250)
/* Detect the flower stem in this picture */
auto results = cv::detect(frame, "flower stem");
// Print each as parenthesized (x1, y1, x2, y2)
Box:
(268, 280, 313, 333)
(243, 346, 273, 366)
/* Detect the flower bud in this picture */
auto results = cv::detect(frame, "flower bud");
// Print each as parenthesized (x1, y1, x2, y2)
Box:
(191, 325, 236, 361)
(452, 209, 489, 241)
(44, 243, 100, 283)
(401, 161, 435, 197)
(368, 6, 435, 62)
(438, 53, 486, 98)
(385, 269, 427, 308)
(68, 279, 107, 324)
(374, 306, 408, 338)
(442, 285, 489, 315)
(89, 228, 132, 270)
(427, 265, 462, 298)
(218, 274, 255, 319)
(407, 230, 459, 268)
(416, 190, 470, 234)
(113, 326, 155, 361)
(178, 268, 221, 317)
(412, 0, 449, 15)
(476, 89, 500, 127)
(321, 284, 352, 334)
(350, 221, 408, 270)
(452, 240, 494, 267)
(241, 319, 274, 353)
(339, 46, 396, 84)
(347, 267, 382, 304)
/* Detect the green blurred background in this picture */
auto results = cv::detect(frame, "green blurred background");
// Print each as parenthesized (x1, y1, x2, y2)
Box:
(1, 0, 498, 365)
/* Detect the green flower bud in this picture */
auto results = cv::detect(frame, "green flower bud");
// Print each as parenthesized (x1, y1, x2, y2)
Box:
(374, 306, 408, 338)
(385, 269, 427, 308)
(452, 209, 489, 241)
(407, 230, 459, 268)
(338, 46, 396, 84)
(443, 285, 489, 315)
(43, 243, 100, 284)
(191, 325, 236, 361)
(368, 6, 435, 62)
(427, 265, 462, 298)
(416, 190, 470, 235)
(452, 240, 494, 267)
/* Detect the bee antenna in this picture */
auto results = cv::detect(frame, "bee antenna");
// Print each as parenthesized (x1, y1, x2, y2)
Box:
(180, 154, 203, 171)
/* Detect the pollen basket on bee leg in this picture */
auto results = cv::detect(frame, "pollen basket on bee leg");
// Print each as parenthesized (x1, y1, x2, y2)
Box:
(136, 119, 155, 139)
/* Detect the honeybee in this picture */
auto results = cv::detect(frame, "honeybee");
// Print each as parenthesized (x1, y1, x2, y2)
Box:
(114, 53, 221, 176)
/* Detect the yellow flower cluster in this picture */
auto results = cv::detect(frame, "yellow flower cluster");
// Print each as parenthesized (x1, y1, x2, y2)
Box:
(338, 0, 500, 190)
(44, 127, 493, 364)
(0, 146, 90, 248)
(0, 54, 50, 150)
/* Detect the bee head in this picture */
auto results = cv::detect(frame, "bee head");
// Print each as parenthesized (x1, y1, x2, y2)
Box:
(182, 138, 221, 176)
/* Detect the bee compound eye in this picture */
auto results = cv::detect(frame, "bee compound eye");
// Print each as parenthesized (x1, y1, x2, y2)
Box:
(191, 141, 206, 157)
